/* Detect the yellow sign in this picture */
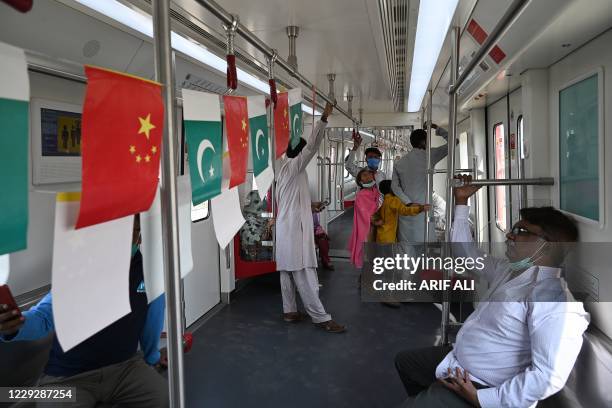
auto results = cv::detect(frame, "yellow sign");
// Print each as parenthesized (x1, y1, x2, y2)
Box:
(57, 116, 82, 155)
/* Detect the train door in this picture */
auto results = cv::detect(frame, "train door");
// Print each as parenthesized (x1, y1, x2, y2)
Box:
(180, 115, 221, 326)
(508, 88, 524, 226)
(487, 97, 510, 242)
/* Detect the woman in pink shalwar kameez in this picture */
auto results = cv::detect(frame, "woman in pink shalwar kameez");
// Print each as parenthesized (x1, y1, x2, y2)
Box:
(349, 169, 383, 268)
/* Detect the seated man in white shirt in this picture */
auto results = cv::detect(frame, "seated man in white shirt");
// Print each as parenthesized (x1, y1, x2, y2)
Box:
(394, 175, 590, 408)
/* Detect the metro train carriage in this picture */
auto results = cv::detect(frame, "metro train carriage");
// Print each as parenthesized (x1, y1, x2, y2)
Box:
(1, 0, 612, 407)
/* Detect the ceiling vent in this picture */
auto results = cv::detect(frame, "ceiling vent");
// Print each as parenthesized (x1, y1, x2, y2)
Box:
(378, 0, 409, 111)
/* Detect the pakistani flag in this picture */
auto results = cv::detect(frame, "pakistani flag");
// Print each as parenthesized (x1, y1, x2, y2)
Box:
(247, 95, 273, 200)
(288, 88, 303, 149)
(0, 42, 29, 256)
(183, 89, 223, 205)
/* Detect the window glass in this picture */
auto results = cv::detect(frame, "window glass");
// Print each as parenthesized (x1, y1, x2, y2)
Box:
(494, 123, 508, 231)
(559, 74, 599, 221)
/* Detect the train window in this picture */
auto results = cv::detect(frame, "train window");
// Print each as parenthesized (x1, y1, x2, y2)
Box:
(517, 115, 525, 160)
(458, 131, 469, 169)
(191, 201, 209, 222)
(559, 73, 601, 222)
(344, 148, 350, 178)
(494, 123, 508, 231)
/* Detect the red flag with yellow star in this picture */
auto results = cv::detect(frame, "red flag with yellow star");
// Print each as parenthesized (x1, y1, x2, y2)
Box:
(223, 95, 249, 188)
(76, 65, 164, 229)
(274, 92, 289, 158)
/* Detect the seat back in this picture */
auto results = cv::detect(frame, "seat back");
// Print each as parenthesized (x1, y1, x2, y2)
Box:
(538, 326, 612, 407)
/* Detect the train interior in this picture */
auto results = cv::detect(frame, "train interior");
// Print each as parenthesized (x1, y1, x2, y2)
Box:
(1, 0, 612, 407)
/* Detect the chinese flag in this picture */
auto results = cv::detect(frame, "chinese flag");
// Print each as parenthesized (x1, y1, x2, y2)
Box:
(223, 95, 249, 188)
(274, 92, 289, 158)
(76, 66, 164, 229)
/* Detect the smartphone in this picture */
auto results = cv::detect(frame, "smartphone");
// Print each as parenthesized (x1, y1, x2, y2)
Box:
(0, 285, 21, 316)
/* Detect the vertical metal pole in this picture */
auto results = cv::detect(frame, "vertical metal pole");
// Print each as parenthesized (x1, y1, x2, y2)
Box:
(266, 55, 277, 258)
(472, 156, 480, 244)
(340, 129, 345, 210)
(269, 100, 276, 258)
(424, 87, 434, 243)
(152, 0, 185, 407)
(441, 26, 460, 346)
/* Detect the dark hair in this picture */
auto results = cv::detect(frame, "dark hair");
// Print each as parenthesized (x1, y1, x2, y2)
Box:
(364, 147, 382, 157)
(356, 168, 372, 188)
(286, 138, 306, 158)
(379, 180, 392, 195)
(519, 206, 579, 242)
(410, 129, 427, 148)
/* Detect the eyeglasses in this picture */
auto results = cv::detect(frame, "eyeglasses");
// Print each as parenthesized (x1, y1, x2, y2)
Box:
(509, 225, 548, 241)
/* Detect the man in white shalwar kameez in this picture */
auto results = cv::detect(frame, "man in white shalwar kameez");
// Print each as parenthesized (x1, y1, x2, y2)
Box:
(275, 102, 345, 333)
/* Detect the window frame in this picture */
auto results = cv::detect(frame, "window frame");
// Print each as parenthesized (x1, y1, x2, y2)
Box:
(493, 122, 508, 232)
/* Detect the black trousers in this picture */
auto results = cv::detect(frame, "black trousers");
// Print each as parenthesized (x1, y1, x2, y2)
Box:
(394, 346, 482, 408)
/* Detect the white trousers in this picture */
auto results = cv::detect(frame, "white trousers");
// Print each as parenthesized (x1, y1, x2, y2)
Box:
(279, 268, 331, 323)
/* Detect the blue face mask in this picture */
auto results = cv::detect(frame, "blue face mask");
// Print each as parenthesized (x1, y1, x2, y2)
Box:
(131, 244, 140, 258)
(366, 157, 380, 170)
(361, 181, 376, 189)
(508, 240, 547, 273)
(508, 257, 534, 272)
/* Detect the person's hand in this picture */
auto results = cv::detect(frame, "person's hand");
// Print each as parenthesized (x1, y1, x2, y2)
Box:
(439, 367, 481, 407)
(311, 202, 324, 213)
(322, 102, 334, 121)
(0, 304, 25, 337)
(453, 174, 482, 206)
(421, 204, 432, 212)
(267, 218, 275, 227)
(155, 347, 168, 370)
(424, 121, 438, 130)
(352, 131, 362, 150)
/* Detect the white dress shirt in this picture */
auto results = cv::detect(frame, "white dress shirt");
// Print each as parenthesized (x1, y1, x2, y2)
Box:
(344, 150, 388, 185)
(436, 205, 590, 408)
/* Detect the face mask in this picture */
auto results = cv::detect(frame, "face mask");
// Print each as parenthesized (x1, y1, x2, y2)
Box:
(508, 239, 547, 273)
(131, 244, 140, 258)
(366, 158, 380, 170)
(362, 181, 376, 189)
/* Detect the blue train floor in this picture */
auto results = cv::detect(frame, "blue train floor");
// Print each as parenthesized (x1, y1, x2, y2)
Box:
(184, 260, 442, 408)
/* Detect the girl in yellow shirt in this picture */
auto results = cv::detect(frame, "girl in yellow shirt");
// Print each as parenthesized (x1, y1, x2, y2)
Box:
(375, 180, 430, 243)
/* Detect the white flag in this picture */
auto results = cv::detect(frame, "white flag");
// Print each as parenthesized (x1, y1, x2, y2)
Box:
(51, 192, 133, 352)
(211, 187, 245, 249)
(141, 176, 194, 303)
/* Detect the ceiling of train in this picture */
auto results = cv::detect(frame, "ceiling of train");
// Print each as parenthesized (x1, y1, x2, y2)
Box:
(174, 0, 397, 114)
(0, 0, 610, 126)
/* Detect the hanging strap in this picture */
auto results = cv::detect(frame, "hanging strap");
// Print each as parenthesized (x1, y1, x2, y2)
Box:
(224, 15, 239, 90)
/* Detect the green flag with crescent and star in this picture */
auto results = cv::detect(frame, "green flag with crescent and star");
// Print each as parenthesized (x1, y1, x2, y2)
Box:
(288, 88, 303, 149)
(247, 95, 274, 200)
(183, 89, 223, 205)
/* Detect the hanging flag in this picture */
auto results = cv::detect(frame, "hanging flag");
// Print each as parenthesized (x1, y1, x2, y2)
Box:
(76, 66, 164, 229)
(140, 176, 194, 303)
(274, 91, 289, 158)
(183, 89, 223, 204)
(288, 88, 303, 149)
(0, 42, 29, 255)
(52, 192, 133, 351)
(247, 95, 273, 200)
(211, 187, 245, 249)
(223, 95, 249, 188)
